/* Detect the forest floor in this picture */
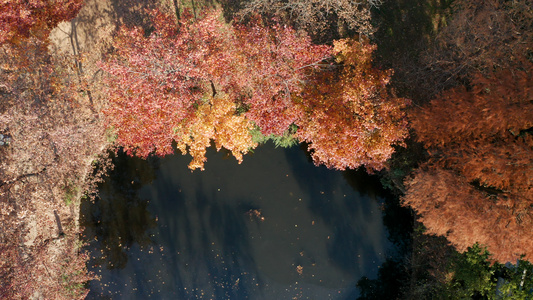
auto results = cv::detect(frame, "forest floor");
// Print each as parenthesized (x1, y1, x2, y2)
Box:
(47, 0, 114, 235)
(0, 0, 116, 298)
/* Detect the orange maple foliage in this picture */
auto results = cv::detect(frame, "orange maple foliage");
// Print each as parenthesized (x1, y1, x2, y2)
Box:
(405, 62, 533, 262)
(296, 38, 410, 171)
(0, 0, 83, 44)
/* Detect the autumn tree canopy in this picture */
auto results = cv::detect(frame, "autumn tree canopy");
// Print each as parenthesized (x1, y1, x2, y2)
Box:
(404, 63, 533, 263)
(295, 38, 410, 171)
(100, 8, 329, 169)
(0, 0, 83, 44)
(100, 8, 409, 171)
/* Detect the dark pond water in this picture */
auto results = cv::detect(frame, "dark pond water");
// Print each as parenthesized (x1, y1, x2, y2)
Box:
(81, 143, 394, 299)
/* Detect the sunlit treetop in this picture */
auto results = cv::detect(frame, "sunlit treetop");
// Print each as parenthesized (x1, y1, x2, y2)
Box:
(405, 63, 533, 263)
(295, 38, 411, 171)
(100, 8, 331, 169)
(101, 8, 409, 172)
(175, 94, 258, 171)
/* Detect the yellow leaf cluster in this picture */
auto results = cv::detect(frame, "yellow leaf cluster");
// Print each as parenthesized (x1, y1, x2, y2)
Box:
(175, 94, 258, 170)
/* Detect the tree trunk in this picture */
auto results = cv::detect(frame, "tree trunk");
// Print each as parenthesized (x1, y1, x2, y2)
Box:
(173, 0, 180, 22)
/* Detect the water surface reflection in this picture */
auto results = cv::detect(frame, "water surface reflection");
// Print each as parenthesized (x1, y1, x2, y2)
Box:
(81, 143, 391, 299)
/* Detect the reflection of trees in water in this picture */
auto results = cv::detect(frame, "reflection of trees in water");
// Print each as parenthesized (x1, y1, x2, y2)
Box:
(207, 202, 257, 298)
(81, 149, 263, 298)
(155, 184, 260, 299)
(292, 145, 414, 296)
(284, 145, 382, 275)
(80, 150, 158, 270)
(284, 143, 414, 287)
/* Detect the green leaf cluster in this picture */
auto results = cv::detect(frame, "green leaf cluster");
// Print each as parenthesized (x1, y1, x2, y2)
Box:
(250, 124, 299, 148)
(439, 244, 533, 299)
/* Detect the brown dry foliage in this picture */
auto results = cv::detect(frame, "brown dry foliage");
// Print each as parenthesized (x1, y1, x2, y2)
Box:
(412, 65, 533, 196)
(422, 0, 533, 81)
(238, 0, 378, 39)
(405, 63, 533, 263)
(404, 168, 533, 263)
(384, 0, 532, 104)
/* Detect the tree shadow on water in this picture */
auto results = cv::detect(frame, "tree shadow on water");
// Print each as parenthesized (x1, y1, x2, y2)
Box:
(206, 200, 258, 298)
(342, 168, 390, 201)
(80, 150, 159, 270)
(283, 146, 388, 279)
(150, 181, 261, 299)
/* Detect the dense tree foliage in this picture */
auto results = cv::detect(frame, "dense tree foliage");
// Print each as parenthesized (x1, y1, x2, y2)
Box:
(0, 0, 83, 44)
(404, 64, 533, 263)
(407, 243, 533, 299)
(296, 38, 410, 171)
(101, 8, 408, 171)
(100, 8, 330, 168)
(175, 94, 257, 170)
